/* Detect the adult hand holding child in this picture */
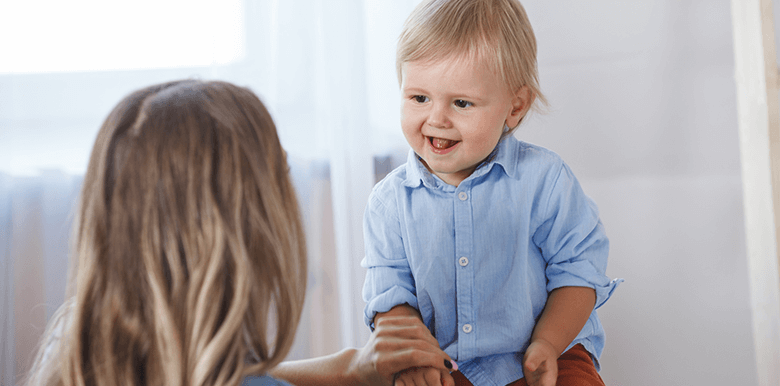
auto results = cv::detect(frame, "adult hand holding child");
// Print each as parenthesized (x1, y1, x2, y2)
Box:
(355, 315, 455, 386)
(372, 305, 456, 386)
(271, 314, 455, 386)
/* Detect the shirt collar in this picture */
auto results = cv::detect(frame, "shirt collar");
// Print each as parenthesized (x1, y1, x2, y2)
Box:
(402, 149, 432, 188)
(402, 136, 518, 188)
(489, 135, 519, 178)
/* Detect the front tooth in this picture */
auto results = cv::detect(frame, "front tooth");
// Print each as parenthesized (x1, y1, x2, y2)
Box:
(433, 138, 451, 149)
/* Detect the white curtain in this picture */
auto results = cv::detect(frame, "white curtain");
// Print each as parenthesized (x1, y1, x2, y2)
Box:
(0, 1, 418, 383)
(0, 172, 82, 385)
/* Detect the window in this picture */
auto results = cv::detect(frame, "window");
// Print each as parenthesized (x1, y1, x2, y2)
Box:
(0, 0, 245, 74)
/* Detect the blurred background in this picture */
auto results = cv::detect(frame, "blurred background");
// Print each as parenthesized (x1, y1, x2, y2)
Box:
(0, 0, 775, 385)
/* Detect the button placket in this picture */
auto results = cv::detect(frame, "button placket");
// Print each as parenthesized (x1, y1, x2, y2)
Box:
(454, 185, 475, 357)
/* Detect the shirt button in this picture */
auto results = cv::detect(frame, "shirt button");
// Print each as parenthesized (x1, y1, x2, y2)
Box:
(462, 324, 473, 333)
(458, 256, 469, 267)
(458, 192, 468, 201)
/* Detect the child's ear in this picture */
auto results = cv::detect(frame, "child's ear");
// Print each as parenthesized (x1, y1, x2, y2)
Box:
(506, 86, 534, 129)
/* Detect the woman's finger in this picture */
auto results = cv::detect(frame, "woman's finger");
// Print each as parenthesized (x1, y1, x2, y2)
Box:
(374, 316, 441, 347)
(376, 349, 439, 375)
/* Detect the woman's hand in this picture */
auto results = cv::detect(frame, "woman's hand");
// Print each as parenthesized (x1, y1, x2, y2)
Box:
(348, 315, 455, 386)
(270, 313, 455, 386)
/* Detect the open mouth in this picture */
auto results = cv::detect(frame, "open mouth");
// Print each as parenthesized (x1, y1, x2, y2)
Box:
(429, 136, 459, 151)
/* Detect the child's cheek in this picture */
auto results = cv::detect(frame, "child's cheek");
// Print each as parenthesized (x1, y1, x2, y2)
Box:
(400, 114, 426, 153)
(400, 106, 417, 133)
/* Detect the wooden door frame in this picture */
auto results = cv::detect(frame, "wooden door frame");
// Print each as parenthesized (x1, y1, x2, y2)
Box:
(731, 0, 780, 384)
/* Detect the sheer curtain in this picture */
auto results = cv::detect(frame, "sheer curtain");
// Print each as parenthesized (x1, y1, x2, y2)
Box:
(0, 1, 417, 383)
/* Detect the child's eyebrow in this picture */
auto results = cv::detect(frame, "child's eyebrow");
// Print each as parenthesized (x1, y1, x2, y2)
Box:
(401, 85, 427, 94)
(447, 91, 487, 104)
(454, 93, 486, 102)
(402, 86, 485, 100)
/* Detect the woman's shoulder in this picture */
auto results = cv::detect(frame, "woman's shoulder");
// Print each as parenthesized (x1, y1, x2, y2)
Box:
(242, 375, 294, 386)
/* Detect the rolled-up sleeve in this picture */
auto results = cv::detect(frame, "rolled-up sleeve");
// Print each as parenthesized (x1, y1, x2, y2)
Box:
(533, 163, 621, 309)
(361, 193, 417, 328)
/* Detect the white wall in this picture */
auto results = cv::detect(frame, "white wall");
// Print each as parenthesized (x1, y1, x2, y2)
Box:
(519, 1, 758, 384)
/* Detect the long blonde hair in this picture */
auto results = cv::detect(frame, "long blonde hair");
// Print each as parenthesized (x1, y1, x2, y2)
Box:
(26, 80, 307, 386)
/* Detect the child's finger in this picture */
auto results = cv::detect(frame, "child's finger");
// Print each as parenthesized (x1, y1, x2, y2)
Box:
(411, 367, 442, 386)
(440, 368, 455, 386)
(422, 367, 442, 386)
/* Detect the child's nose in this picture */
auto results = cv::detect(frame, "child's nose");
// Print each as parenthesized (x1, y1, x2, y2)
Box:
(427, 103, 451, 129)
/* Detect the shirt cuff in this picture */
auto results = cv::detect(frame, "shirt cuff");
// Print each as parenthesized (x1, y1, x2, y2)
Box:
(546, 261, 623, 309)
(363, 285, 419, 330)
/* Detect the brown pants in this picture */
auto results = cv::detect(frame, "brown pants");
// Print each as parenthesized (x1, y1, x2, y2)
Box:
(452, 344, 605, 386)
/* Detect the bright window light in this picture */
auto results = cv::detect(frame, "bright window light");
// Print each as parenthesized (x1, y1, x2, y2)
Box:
(0, 0, 245, 74)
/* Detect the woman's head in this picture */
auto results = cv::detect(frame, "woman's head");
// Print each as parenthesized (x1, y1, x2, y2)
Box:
(54, 80, 306, 385)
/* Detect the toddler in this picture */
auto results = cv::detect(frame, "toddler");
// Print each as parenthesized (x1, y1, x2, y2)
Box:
(362, 1, 622, 385)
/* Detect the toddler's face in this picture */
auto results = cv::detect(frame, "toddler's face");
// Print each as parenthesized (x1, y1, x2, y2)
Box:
(400, 54, 524, 186)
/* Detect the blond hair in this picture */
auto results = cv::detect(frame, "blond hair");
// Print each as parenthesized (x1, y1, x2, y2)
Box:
(26, 80, 307, 386)
(397, 0, 547, 132)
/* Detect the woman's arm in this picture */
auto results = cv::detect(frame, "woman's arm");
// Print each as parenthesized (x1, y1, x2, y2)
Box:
(270, 348, 359, 386)
(270, 315, 453, 386)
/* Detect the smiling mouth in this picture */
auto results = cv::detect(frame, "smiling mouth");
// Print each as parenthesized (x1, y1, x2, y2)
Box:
(429, 137, 459, 150)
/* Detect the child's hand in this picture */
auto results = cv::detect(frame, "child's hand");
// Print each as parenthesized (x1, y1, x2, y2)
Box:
(522, 339, 558, 386)
(394, 366, 454, 386)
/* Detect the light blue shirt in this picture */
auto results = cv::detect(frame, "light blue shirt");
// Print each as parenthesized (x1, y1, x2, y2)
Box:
(362, 136, 622, 386)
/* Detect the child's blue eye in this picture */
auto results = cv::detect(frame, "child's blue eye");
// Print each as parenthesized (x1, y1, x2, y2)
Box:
(413, 95, 429, 103)
(454, 100, 472, 108)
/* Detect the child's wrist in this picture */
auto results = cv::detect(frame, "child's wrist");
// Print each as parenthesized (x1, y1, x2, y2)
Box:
(529, 337, 562, 356)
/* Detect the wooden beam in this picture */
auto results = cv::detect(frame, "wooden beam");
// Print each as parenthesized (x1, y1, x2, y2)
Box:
(762, 0, 780, 272)
(731, 0, 780, 385)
